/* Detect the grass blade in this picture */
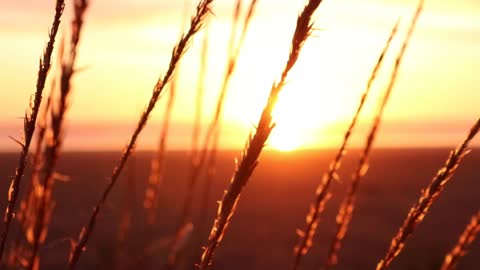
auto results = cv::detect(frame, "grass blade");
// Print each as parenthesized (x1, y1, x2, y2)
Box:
(198, 1, 325, 268)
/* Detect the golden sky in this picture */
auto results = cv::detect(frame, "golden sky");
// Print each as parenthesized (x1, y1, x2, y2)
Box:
(0, 0, 479, 151)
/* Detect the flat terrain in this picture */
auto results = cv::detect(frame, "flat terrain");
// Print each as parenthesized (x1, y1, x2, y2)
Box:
(0, 148, 478, 269)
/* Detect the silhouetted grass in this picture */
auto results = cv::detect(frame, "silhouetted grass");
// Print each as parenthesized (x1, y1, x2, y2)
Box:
(323, 2, 424, 269)
(180, 0, 259, 228)
(441, 210, 480, 270)
(1, 0, 479, 269)
(198, 1, 325, 268)
(291, 19, 400, 270)
(25, 1, 89, 269)
(66, 1, 214, 269)
(376, 118, 480, 270)
(0, 0, 65, 259)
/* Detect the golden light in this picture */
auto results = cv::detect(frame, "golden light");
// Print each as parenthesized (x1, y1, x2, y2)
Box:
(269, 124, 303, 152)
(269, 84, 321, 152)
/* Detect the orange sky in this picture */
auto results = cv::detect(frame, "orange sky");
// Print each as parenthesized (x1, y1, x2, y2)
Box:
(0, 0, 479, 151)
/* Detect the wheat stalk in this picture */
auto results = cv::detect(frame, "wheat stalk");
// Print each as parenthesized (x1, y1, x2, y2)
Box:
(0, 0, 65, 259)
(197, 1, 325, 268)
(440, 210, 480, 270)
(323, 3, 424, 269)
(66, 1, 214, 269)
(291, 20, 400, 270)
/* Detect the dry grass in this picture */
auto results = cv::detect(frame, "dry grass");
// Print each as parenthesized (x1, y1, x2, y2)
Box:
(323, 2, 424, 269)
(376, 118, 480, 270)
(1, 0, 479, 269)
(440, 210, 480, 270)
(66, 1, 214, 269)
(164, 3, 259, 268)
(291, 19, 400, 270)
(0, 0, 65, 259)
(24, 1, 89, 269)
(6, 96, 52, 268)
(180, 0, 259, 227)
(143, 79, 178, 225)
(199, 0, 258, 240)
(198, 1, 325, 268)
(196, 30, 211, 236)
(143, 1, 193, 227)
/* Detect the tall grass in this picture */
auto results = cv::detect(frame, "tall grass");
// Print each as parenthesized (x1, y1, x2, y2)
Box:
(376, 118, 480, 270)
(440, 210, 480, 270)
(198, 1, 325, 268)
(25, 1, 89, 269)
(143, 79, 177, 225)
(7, 96, 52, 268)
(0, 0, 65, 259)
(291, 19, 400, 270)
(2, 0, 479, 269)
(66, 1, 214, 268)
(180, 0, 258, 227)
(164, 3, 259, 268)
(323, 2, 424, 269)
(196, 30, 211, 236)
(199, 0, 258, 240)
(143, 0, 192, 227)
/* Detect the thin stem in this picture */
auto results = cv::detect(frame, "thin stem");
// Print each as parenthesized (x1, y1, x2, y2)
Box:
(324, 2, 424, 269)
(0, 0, 65, 259)
(27, 1, 88, 269)
(198, 1, 325, 268)
(66, 1, 214, 269)
(440, 210, 480, 270)
(291, 20, 400, 270)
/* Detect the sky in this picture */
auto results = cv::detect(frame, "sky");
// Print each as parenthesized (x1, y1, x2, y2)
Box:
(0, 0, 479, 151)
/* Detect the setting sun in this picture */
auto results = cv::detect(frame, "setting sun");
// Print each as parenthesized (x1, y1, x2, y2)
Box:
(0, 1, 479, 270)
(268, 126, 302, 152)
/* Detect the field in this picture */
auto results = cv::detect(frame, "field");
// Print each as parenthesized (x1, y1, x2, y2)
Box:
(1, 0, 479, 269)
(0, 149, 478, 269)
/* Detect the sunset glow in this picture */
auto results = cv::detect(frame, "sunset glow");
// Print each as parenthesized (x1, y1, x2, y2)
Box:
(0, 1, 479, 269)
(0, 0, 479, 151)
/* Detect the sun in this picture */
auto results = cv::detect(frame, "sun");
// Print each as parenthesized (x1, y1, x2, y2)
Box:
(268, 87, 312, 152)
(267, 76, 345, 152)
(268, 126, 302, 152)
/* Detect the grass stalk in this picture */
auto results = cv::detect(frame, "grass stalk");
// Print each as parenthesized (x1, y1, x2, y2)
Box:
(6, 97, 52, 268)
(114, 154, 137, 270)
(440, 210, 480, 270)
(66, 1, 214, 268)
(0, 0, 65, 259)
(26, 1, 89, 269)
(376, 118, 480, 270)
(190, 29, 209, 179)
(323, 2, 424, 269)
(180, 0, 258, 227)
(198, 0, 258, 238)
(143, 79, 177, 225)
(143, 0, 191, 227)
(198, 1, 325, 268)
(291, 20, 400, 270)
(199, 128, 218, 236)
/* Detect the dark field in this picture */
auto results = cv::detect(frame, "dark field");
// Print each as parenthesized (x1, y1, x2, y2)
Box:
(0, 148, 478, 269)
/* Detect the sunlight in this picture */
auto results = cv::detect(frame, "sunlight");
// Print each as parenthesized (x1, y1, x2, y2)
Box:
(268, 125, 302, 152)
(268, 70, 344, 151)
(269, 84, 320, 151)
